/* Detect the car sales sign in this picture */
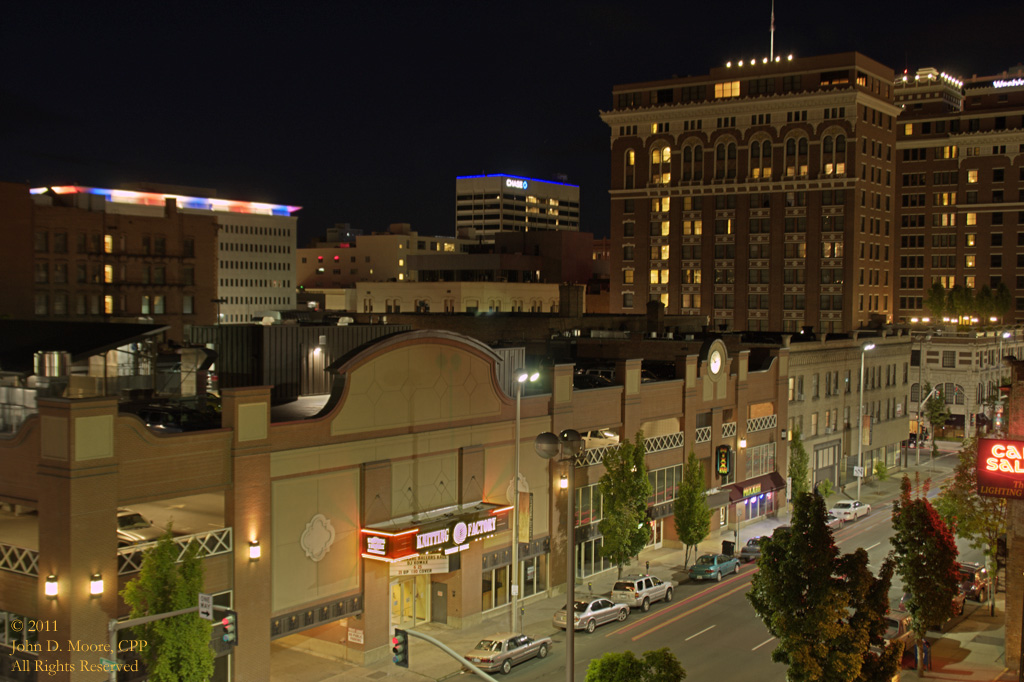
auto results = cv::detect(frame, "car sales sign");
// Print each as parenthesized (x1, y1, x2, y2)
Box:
(977, 438, 1024, 499)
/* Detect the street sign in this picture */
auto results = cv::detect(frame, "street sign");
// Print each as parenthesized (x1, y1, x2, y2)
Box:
(853, 466, 865, 478)
(199, 593, 213, 621)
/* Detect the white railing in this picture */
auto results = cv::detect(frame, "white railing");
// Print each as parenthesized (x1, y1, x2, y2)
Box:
(0, 542, 39, 576)
(118, 527, 233, 575)
(577, 431, 685, 467)
(695, 426, 712, 443)
(722, 422, 737, 438)
(747, 415, 778, 433)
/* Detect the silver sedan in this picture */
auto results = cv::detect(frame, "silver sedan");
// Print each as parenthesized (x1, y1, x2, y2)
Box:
(553, 598, 629, 633)
(463, 633, 552, 675)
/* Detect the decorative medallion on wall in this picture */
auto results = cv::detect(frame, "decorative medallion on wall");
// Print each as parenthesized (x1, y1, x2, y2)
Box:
(301, 514, 336, 562)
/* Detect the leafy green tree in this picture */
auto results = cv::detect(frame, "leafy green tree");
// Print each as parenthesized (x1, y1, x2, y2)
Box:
(121, 530, 215, 682)
(837, 550, 901, 682)
(585, 648, 686, 682)
(816, 479, 835, 498)
(975, 285, 994, 322)
(872, 460, 889, 482)
(788, 428, 811, 499)
(673, 449, 711, 568)
(925, 282, 947, 320)
(922, 382, 950, 441)
(748, 492, 871, 682)
(994, 282, 1013, 321)
(933, 437, 1007, 614)
(890, 476, 960, 674)
(947, 285, 973, 325)
(599, 432, 653, 578)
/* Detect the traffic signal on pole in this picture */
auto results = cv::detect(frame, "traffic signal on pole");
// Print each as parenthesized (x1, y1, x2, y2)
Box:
(392, 628, 408, 668)
(221, 610, 238, 646)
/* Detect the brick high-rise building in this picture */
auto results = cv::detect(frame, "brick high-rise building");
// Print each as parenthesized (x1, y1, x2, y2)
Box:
(601, 52, 901, 333)
(894, 66, 1024, 323)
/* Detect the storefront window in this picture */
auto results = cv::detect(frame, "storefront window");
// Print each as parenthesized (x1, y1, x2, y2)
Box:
(521, 555, 548, 598)
(482, 566, 510, 612)
(577, 537, 611, 578)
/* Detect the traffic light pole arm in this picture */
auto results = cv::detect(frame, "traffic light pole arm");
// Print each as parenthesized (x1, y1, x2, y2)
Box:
(403, 629, 501, 682)
(106, 605, 231, 682)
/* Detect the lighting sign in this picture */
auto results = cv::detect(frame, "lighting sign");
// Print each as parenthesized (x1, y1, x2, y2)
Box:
(743, 484, 762, 498)
(365, 536, 387, 556)
(505, 178, 528, 190)
(716, 445, 731, 476)
(993, 78, 1024, 88)
(362, 507, 510, 561)
(976, 438, 1024, 498)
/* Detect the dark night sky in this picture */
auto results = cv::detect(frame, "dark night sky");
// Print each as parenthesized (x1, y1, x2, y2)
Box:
(2, 1, 1021, 244)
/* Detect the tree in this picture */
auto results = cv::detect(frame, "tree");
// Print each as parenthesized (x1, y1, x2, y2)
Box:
(933, 437, 1007, 615)
(748, 491, 882, 682)
(994, 282, 1013, 321)
(975, 285, 994, 322)
(121, 530, 215, 682)
(673, 449, 711, 568)
(946, 284, 973, 324)
(890, 476, 960, 675)
(585, 648, 686, 682)
(788, 428, 811, 499)
(598, 431, 653, 578)
(872, 459, 889, 482)
(922, 382, 950, 440)
(837, 550, 901, 682)
(925, 282, 947, 320)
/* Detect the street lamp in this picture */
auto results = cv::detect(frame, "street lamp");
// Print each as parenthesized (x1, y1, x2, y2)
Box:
(510, 368, 539, 634)
(535, 429, 583, 682)
(857, 342, 875, 501)
(915, 334, 932, 466)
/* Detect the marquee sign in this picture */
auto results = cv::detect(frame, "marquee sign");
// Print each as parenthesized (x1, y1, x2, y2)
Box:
(976, 438, 1024, 499)
(361, 505, 511, 562)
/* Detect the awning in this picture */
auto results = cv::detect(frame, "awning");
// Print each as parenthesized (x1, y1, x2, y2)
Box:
(705, 489, 732, 509)
(725, 472, 787, 503)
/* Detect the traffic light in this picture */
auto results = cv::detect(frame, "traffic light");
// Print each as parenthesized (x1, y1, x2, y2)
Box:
(221, 610, 238, 646)
(391, 628, 408, 668)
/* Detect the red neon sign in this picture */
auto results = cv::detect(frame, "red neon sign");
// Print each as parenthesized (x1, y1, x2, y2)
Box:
(976, 438, 1024, 499)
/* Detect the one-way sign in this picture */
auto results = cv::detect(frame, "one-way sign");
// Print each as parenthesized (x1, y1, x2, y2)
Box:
(199, 593, 213, 621)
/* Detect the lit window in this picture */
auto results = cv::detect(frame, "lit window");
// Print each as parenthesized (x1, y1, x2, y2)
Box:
(966, 234, 976, 247)
(660, 221, 670, 236)
(650, 270, 658, 284)
(652, 148, 662, 164)
(660, 269, 670, 283)
(398, 273, 404, 281)
(104, 265, 113, 283)
(623, 270, 634, 284)
(661, 245, 670, 259)
(104, 295, 113, 315)
(966, 213, 977, 226)
(965, 255, 976, 268)
(967, 169, 978, 183)
(627, 150, 635, 166)
(399, 259, 404, 266)
(904, 123, 913, 135)
(104, 235, 113, 254)
(714, 80, 740, 98)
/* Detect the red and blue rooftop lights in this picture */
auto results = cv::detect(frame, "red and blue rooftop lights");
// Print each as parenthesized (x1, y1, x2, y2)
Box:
(30, 185, 301, 216)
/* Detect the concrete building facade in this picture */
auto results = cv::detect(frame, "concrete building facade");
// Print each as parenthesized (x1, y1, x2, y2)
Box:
(455, 175, 581, 242)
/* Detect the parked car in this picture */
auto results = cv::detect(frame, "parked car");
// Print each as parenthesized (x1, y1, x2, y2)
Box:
(688, 553, 740, 581)
(583, 429, 620, 450)
(885, 612, 913, 647)
(572, 373, 614, 390)
(116, 508, 164, 545)
(958, 561, 990, 601)
(829, 500, 871, 521)
(610, 574, 674, 612)
(739, 537, 765, 563)
(825, 513, 845, 530)
(900, 585, 966, 617)
(552, 598, 629, 633)
(463, 633, 552, 675)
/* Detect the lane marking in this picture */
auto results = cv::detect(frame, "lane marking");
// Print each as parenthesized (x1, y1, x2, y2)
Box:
(865, 542, 880, 551)
(630, 582, 750, 641)
(611, 570, 754, 636)
(752, 637, 776, 651)
(685, 625, 716, 641)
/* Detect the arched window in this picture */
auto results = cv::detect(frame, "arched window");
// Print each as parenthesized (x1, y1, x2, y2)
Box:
(750, 139, 772, 179)
(624, 149, 635, 189)
(651, 145, 672, 185)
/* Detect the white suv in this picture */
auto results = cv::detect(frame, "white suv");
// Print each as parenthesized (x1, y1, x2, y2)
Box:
(610, 575, 673, 612)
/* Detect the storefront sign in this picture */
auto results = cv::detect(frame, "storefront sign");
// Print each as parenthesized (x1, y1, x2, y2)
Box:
(994, 78, 1024, 88)
(977, 438, 1024, 498)
(362, 506, 510, 561)
(390, 553, 449, 576)
(742, 483, 762, 498)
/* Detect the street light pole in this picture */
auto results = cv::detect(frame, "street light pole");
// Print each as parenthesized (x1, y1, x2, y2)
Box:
(915, 334, 931, 466)
(535, 429, 582, 682)
(858, 343, 875, 501)
(510, 369, 538, 634)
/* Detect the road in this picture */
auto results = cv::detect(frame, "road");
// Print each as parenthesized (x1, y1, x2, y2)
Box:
(481, 465, 990, 682)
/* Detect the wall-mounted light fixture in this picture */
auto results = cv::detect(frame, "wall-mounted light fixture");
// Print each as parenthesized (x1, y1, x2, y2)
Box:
(89, 573, 103, 596)
(739, 438, 747, 449)
(560, 474, 569, 490)
(314, 334, 328, 356)
(45, 574, 58, 598)
(249, 540, 262, 561)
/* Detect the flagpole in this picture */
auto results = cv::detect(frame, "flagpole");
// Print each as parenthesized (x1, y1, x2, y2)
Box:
(770, 0, 775, 61)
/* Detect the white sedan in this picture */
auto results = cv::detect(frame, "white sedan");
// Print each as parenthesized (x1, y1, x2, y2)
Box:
(829, 500, 871, 521)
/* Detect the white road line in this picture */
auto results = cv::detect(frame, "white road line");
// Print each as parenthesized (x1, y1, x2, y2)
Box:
(866, 543, 880, 551)
(752, 637, 776, 651)
(685, 625, 716, 641)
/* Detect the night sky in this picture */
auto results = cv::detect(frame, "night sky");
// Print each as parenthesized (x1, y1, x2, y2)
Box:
(2, 1, 1021, 244)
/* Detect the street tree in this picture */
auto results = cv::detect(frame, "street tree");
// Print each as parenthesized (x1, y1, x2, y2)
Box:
(673, 449, 711, 568)
(872, 459, 889, 482)
(585, 648, 686, 682)
(933, 437, 1007, 614)
(788, 428, 811, 498)
(925, 282, 947, 320)
(994, 282, 1013, 320)
(946, 285, 973, 324)
(836, 550, 901, 682)
(922, 382, 950, 442)
(890, 476, 960, 675)
(748, 491, 871, 682)
(598, 431, 653, 578)
(121, 529, 215, 682)
(975, 285, 994, 321)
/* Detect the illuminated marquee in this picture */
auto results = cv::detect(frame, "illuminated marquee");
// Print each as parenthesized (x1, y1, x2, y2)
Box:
(976, 438, 1024, 499)
(361, 506, 510, 561)
(994, 78, 1024, 88)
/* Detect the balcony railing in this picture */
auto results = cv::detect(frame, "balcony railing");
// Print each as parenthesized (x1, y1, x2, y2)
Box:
(722, 422, 737, 438)
(695, 426, 712, 443)
(747, 415, 778, 433)
(118, 527, 233, 575)
(577, 431, 685, 467)
(0, 542, 39, 577)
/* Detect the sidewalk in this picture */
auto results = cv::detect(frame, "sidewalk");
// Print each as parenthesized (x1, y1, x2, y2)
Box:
(271, 441, 1013, 682)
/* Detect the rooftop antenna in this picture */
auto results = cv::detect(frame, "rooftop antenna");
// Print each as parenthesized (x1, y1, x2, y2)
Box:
(770, 0, 775, 62)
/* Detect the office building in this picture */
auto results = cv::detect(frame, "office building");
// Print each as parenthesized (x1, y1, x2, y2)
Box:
(455, 174, 580, 242)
